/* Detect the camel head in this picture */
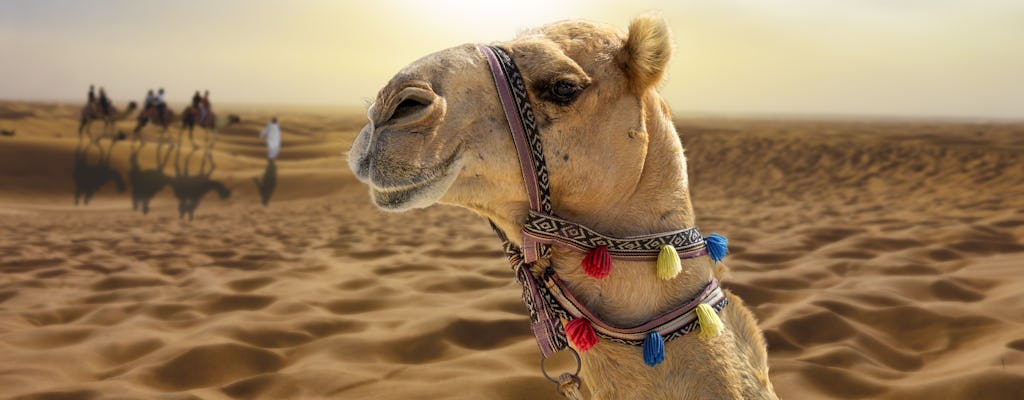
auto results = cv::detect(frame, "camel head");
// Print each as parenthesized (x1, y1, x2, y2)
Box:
(349, 15, 675, 222)
(213, 182, 232, 199)
(126, 101, 138, 112)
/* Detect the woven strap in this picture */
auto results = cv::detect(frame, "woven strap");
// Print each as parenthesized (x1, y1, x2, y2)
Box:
(545, 272, 728, 345)
(480, 44, 552, 263)
(491, 221, 567, 357)
(503, 237, 727, 347)
(522, 211, 710, 261)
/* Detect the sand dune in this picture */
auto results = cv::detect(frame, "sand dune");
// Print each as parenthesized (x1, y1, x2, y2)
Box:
(0, 101, 1022, 399)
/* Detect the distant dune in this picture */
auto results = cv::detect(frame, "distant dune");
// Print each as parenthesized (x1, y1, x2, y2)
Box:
(0, 101, 1021, 399)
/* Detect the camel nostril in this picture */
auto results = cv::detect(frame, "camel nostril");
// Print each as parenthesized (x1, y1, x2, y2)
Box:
(391, 97, 430, 121)
(383, 86, 437, 124)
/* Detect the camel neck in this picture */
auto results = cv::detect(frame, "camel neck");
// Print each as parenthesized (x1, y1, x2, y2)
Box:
(538, 94, 711, 328)
(554, 95, 695, 239)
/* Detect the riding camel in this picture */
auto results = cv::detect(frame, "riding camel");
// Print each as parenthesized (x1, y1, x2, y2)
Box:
(79, 101, 137, 139)
(348, 16, 776, 399)
(133, 106, 174, 142)
(180, 106, 240, 147)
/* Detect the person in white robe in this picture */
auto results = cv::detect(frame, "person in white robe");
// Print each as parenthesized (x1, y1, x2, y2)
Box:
(259, 117, 281, 160)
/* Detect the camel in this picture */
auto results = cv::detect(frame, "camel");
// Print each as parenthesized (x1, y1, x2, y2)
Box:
(73, 137, 125, 205)
(180, 106, 241, 147)
(129, 137, 174, 214)
(133, 106, 174, 142)
(79, 101, 138, 139)
(347, 16, 776, 399)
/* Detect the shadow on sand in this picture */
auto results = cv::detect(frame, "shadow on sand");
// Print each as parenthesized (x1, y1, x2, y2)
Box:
(129, 138, 174, 214)
(73, 137, 125, 205)
(170, 140, 231, 220)
(253, 159, 277, 207)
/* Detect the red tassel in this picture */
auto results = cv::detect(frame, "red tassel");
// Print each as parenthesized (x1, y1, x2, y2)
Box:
(582, 246, 611, 279)
(565, 318, 599, 352)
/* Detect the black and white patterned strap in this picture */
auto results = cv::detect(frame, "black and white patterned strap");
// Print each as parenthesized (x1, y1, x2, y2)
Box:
(522, 211, 710, 261)
(480, 44, 555, 263)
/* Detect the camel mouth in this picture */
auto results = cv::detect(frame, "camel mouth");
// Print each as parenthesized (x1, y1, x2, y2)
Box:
(368, 146, 464, 211)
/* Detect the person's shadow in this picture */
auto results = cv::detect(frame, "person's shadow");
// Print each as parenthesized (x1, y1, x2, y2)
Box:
(73, 136, 125, 205)
(252, 159, 277, 206)
(170, 140, 231, 220)
(129, 137, 173, 214)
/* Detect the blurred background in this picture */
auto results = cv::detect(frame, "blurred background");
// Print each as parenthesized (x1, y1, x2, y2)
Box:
(2, 0, 1022, 119)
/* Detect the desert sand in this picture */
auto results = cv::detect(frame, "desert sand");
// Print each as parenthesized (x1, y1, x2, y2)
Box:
(0, 100, 1022, 399)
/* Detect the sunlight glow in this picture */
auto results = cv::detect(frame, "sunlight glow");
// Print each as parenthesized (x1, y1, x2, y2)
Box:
(0, 0, 1021, 119)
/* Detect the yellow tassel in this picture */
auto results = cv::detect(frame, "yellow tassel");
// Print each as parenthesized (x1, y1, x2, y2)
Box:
(696, 303, 724, 339)
(656, 245, 682, 280)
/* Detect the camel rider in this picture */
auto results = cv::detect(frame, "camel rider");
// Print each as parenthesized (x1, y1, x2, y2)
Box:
(88, 85, 97, 113)
(191, 91, 202, 121)
(144, 89, 155, 111)
(98, 87, 111, 116)
(200, 90, 211, 124)
(155, 88, 167, 121)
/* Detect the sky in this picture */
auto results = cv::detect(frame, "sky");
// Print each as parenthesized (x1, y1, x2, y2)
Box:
(1, 0, 1022, 119)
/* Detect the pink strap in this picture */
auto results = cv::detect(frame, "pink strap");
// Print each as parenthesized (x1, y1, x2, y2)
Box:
(479, 45, 547, 263)
(553, 278, 722, 335)
(479, 45, 543, 214)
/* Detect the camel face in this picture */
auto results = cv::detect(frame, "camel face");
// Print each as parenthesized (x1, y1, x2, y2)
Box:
(348, 44, 481, 211)
(349, 18, 674, 214)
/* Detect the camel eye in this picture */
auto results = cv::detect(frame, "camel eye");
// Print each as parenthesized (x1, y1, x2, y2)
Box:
(546, 80, 582, 105)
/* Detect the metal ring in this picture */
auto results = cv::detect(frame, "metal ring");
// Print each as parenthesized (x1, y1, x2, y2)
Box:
(540, 348, 582, 384)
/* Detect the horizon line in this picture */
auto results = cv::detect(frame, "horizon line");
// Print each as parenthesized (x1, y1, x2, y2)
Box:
(1, 97, 1021, 124)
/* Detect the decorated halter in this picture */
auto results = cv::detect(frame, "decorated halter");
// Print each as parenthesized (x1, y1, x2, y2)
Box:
(478, 44, 731, 372)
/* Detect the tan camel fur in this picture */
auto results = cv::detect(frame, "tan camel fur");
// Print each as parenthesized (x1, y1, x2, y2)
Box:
(348, 15, 777, 399)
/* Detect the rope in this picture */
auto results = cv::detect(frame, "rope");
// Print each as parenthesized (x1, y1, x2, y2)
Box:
(557, 373, 586, 400)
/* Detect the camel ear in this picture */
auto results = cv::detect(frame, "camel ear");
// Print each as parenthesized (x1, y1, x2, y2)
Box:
(623, 14, 673, 91)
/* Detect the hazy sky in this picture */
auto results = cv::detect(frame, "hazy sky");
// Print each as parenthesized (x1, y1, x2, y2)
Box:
(1, 0, 1021, 119)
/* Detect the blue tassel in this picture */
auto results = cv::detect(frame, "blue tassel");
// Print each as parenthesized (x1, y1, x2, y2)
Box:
(705, 233, 729, 264)
(642, 332, 665, 366)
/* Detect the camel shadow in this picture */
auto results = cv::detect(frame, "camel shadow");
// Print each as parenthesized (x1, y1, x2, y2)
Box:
(73, 137, 125, 205)
(129, 138, 174, 215)
(253, 159, 277, 207)
(170, 141, 231, 220)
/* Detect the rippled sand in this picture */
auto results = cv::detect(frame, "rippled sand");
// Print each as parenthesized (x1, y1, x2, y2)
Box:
(1, 102, 1022, 399)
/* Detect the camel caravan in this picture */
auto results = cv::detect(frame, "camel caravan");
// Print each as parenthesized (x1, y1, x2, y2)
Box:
(79, 85, 238, 148)
(349, 15, 778, 399)
(73, 86, 238, 219)
(69, 83, 293, 218)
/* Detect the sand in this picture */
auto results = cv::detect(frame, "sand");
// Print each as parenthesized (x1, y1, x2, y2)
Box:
(0, 101, 1022, 399)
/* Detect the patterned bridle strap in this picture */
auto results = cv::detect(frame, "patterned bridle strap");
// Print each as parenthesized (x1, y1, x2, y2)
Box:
(479, 44, 552, 263)
(490, 221, 568, 358)
(506, 236, 728, 350)
(545, 273, 729, 345)
(522, 211, 710, 261)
